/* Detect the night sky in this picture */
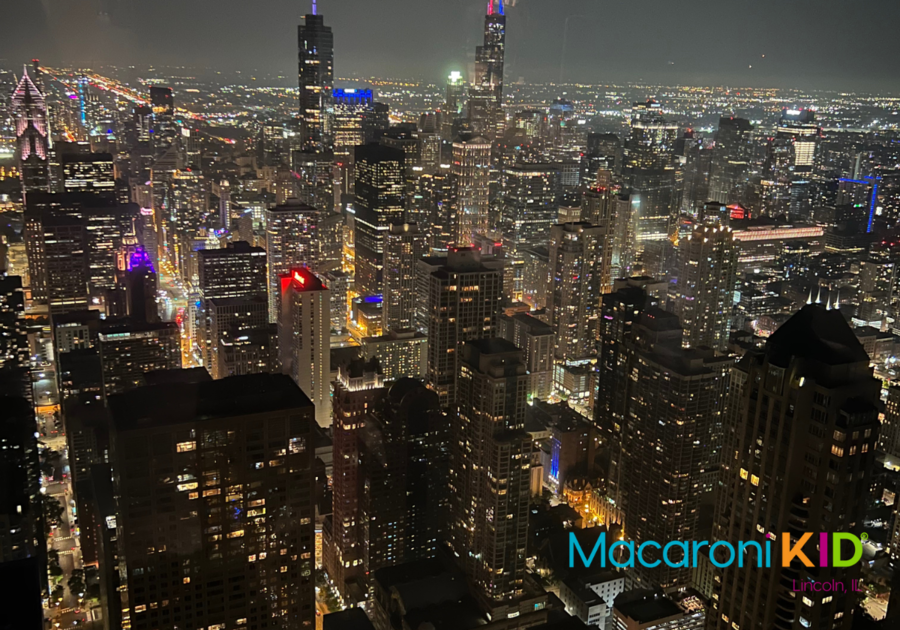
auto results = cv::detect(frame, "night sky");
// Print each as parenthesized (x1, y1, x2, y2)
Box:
(2, 0, 898, 91)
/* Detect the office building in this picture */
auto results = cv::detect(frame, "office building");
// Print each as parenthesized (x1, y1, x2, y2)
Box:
(298, 7, 334, 153)
(323, 270, 349, 332)
(149, 86, 176, 150)
(417, 248, 503, 407)
(198, 241, 267, 363)
(547, 222, 605, 364)
(670, 224, 738, 351)
(710, 305, 880, 630)
(708, 117, 753, 205)
(383, 223, 426, 332)
(98, 320, 182, 396)
(498, 311, 554, 402)
(215, 325, 278, 380)
(107, 374, 316, 630)
(325, 358, 385, 603)
(761, 108, 820, 218)
(61, 152, 115, 193)
(207, 296, 270, 379)
(450, 339, 531, 602)
(452, 135, 492, 245)
(11, 68, 49, 196)
(613, 591, 705, 630)
(620, 320, 731, 588)
(265, 200, 328, 320)
(361, 329, 428, 382)
(278, 268, 331, 427)
(0, 395, 41, 564)
(111, 243, 158, 324)
(24, 207, 89, 314)
(501, 164, 560, 251)
(623, 101, 679, 245)
(0, 276, 28, 373)
(354, 143, 406, 297)
(467, 0, 506, 138)
(333, 88, 373, 160)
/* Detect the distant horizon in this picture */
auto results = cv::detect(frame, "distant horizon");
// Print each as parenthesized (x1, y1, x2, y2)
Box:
(2, 0, 898, 94)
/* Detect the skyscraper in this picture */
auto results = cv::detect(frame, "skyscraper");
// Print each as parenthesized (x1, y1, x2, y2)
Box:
(265, 200, 327, 321)
(61, 152, 115, 194)
(417, 248, 503, 407)
(24, 207, 89, 314)
(450, 339, 531, 602)
(547, 222, 604, 364)
(710, 305, 880, 630)
(468, 0, 506, 138)
(0, 276, 28, 374)
(383, 222, 426, 332)
(197, 241, 267, 364)
(107, 374, 317, 630)
(298, 4, 334, 154)
(500, 164, 561, 251)
(623, 101, 679, 245)
(670, 223, 738, 351)
(97, 320, 182, 396)
(111, 243, 158, 324)
(149, 86, 176, 150)
(278, 268, 331, 427)
(708, 117, 754, 205)
(11, 68, 49, 197)
(761, 108, 820, 218)
(325, 357, 385, 603)
(354, 143, 406, 297)
(452, 135, 492, 245)
(620, 318, 731, 588)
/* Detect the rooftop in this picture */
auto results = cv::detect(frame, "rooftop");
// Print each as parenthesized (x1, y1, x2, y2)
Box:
(109, 373, 312, 432)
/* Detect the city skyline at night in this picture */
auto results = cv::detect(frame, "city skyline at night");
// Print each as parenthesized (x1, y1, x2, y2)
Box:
(1, 1, 900, 629)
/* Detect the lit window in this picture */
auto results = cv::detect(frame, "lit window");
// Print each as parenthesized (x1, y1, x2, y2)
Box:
(176, 441, 196, 453)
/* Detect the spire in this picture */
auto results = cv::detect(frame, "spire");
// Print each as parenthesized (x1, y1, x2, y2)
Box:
(312, 0, 317, 15)
(835, 289, 840, 309)
(487, 0, 503, 15)
(815, 287, 822, 304)
(826, 293, 832, 310)
(806, 288, 813, 305)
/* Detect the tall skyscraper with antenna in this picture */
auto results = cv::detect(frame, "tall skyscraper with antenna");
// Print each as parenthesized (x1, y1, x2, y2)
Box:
(11, 68, 50, 197)
(468, 0, 506, 138)
(298, 1, 334, 154)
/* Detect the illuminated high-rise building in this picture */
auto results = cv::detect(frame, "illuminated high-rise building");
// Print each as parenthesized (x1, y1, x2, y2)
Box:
(761, 108, 820, 218)
(442, 71, 466, 141)
(500, 164, 560, 251)
(581, 171, 619, 292)
(197, 241, 267, 364)
(108, 374, 316, 630)
(98, 320, 182, 396)
(333, 88, 373, 160)
(278, 268, 331, 427)
(0, 276, 28, 373)
(353, 143, 406, 297)
(452, 134, 491, 245)
(264, 199, 330, 320)
(417, 248, 503, 407)
(383, 223, 426, 332)
(710, 305, 880, 630)
(24, 206, 89, 314)
(547, 222, 604, 364)
(623, 100, 679, 245)
(110, 243, 158, 324)
(149, 86, 176, 150)
(708, 117, 754, 205)
(450, 338, 531, 602)
(61, 152, 115, 194)
(298, 3, 334, 154)
(670, 223, 738, 351)
(325, 357, 385, 603)
(468, 0, 506, 138)
(11, 67, 50, 197)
